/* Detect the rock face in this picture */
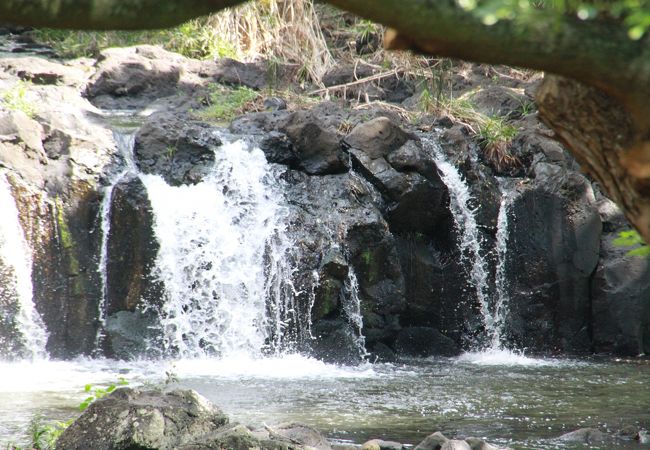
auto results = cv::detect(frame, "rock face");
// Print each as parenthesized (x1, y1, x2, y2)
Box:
(1, 38, 649, 361)
(57, 388, 332, 450)
(504, 173, 602, 352)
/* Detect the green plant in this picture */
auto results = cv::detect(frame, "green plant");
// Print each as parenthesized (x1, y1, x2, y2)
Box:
(79, 377, 129, 411)
(196, 84, 260, 122)
(1, 81, 36, 118)
(613, 229, 650, 257)
(14, 415, 72, 450)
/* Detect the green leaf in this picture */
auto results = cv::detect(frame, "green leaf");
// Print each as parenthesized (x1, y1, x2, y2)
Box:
(627, 245, 650, 257)
(79, 401, 90, 411)
(613, 230, 644, 247)
(84, 384, 92, 392)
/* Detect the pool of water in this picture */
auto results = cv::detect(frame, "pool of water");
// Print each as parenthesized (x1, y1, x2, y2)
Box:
(1, 351, 648, 449)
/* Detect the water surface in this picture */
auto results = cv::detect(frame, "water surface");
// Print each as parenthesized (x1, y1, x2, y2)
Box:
(1, 352, 648, 449)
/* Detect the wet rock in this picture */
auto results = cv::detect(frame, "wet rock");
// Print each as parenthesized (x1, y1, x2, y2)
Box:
(283, 113, 345, 174)
(591, 233, 650, 355)
(506, 174, 601, 352)
(414, 431, 449, 450)
(134, 111, 220, 185)
(104, 309, 161, 359)
(396, 235, 472, 343)
(309, 319, 365, 364)
(361, 438, 404, 450)
(394, 326, 461, 357)
(56, 388, 229, 450)
(557, 427, 607, 443)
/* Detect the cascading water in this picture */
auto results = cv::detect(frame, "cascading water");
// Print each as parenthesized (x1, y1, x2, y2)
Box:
(0, 172, 48, 360)
(141, 140, 299, 358)
(492, 182, 515, 349)
(342, 267, 368, 359)
(423, 137, 497, 345)
(95, 130, 139, 349)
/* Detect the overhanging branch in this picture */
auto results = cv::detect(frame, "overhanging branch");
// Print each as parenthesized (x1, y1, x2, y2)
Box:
(1, 0, 248, 30)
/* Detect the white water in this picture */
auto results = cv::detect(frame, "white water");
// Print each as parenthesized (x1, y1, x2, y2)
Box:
(492, 185, 514, 349)
(424, 138, 496, 343)
(95, 130, 139, 349)
(0, 172, 48, 360)
(343, 268, 368, 359)
(141, 140, 298, 358)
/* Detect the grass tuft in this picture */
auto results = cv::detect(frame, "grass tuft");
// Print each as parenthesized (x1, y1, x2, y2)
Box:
(196, 84, 261, 123)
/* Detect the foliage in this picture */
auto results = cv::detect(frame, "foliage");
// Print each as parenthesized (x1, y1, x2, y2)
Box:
(0, 81, 36, 118)
(79, 377, 129, 411)
(418, 87, 520, 170)
(32, 0, 333, 82)
(613, 230, 650, 257)
(458, 0, 650, 39)
(196, 84, 260, 122)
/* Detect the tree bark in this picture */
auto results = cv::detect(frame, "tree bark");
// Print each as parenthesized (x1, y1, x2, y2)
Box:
(1, 0, 247, 30)
(536, 75, 650, 243)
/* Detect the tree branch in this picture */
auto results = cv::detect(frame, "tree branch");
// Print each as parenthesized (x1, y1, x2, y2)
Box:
(1, 0, 248, 30)
(328, 0, 650, 125)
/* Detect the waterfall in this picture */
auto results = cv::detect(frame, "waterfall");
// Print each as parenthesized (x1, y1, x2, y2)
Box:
(95, 130, 138, 350)
(492, 185, 513, 349)
(343, 267, 368, 359)
(141, 140, 298, 359)
(424, 138, 496, 344)
(0, 172, 48, 360)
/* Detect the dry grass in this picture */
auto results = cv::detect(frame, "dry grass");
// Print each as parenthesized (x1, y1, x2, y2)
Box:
(206, 0, 334, 84)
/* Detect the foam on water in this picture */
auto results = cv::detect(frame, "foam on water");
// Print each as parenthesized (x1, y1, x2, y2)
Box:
(456, 348, 566, 367)
(141, 140, 298, 358)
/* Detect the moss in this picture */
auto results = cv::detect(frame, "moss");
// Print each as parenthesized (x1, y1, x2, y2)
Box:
(360, 249, 379, 283)
(195, 84, 260, 123)
(55, 197, 84, 296)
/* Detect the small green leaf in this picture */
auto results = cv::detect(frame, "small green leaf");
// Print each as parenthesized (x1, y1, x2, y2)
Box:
(84, 384, 92, 392)
(79, 401, 90, 411)
(627, 246, 650, 257)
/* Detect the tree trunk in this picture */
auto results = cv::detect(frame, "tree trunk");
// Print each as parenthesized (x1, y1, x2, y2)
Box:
(536, 75, 650, 242)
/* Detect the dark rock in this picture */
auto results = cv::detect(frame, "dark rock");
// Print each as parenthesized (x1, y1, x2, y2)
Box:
(396, 235, 472, 343)
(369, 342, 397, 362)
(56, 388, 229, 450)
(281, 111, 346, 175)
(309, 319, 365, 364)
(505, 175, 601, 352)
(344, 117, 411, 159)
(259, 131, 299, 167)
(104, 310, 161, 359)
(591, 233, 650, 355)
(414, 431, 449, 450)
(469, 85, 529, 119)
(134, 111, 220, 185)
(106, 176, 161, 314)
(394, 326, 461, 357)
(263, 96, 287, 111)
(205, 58, 268, 90)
